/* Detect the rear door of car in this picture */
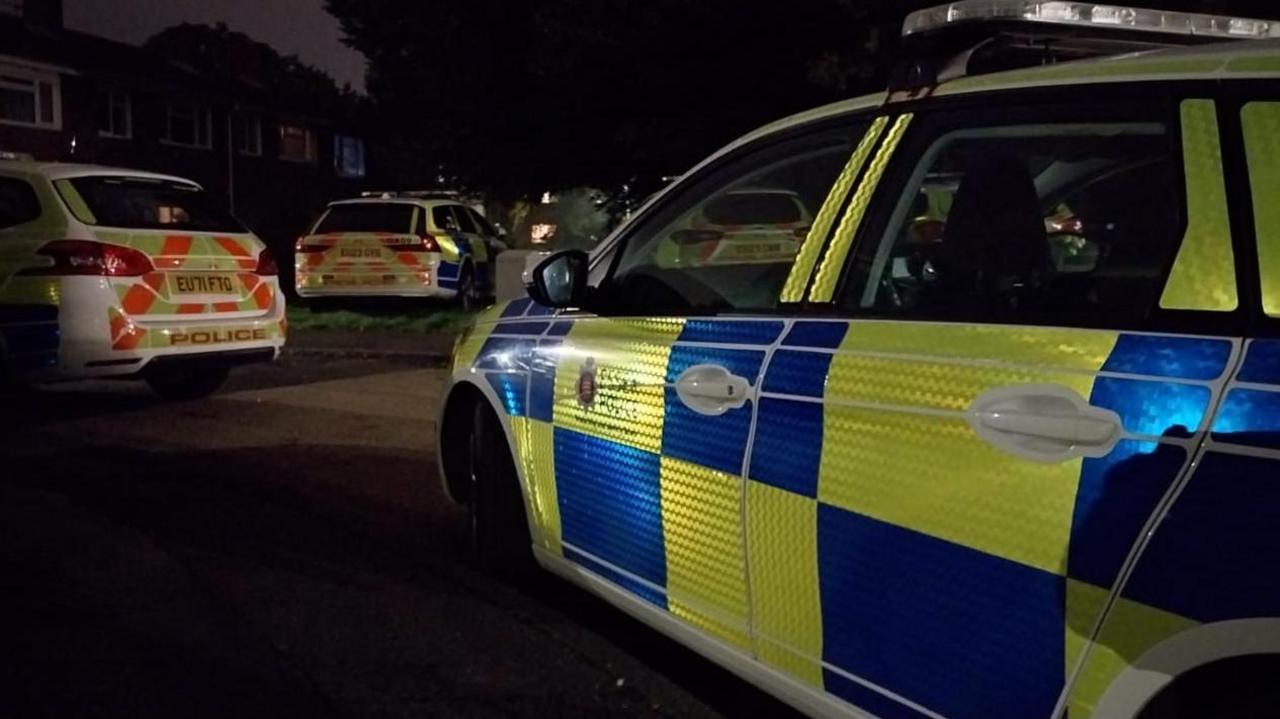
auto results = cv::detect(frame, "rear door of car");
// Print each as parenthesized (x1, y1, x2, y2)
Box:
(745, 89, 1246, 719)
(448, 204, 491, 291)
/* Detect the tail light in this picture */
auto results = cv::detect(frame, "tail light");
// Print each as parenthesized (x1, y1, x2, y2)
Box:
(256, 247, 279, 275)
(19, 240, 153, 277)
(386, 235, 441, 252)
(670, 229, 724, 245)
(295, 236, 327, 253)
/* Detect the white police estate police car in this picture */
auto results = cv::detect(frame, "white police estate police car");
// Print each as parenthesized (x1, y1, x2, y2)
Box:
(439, 3, 1280, 717)
(0, 159, 284, 398)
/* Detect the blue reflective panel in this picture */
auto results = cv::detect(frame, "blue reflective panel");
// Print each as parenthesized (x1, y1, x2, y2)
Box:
(474, 336, 536, 371)
(1068, 440, 1185, 588)
(437, 261, 460, 280)
(1102, 334, 1232, 381)
(1122, 451, 1280, 622)
(818, 505, 1063, 719)
(762, 350, 832, 398)
(492, 321, 550, 336)
(485, 372, 527, 417)
(525, 302, 556, 317)
(782, 321, 848, 349)
(564, 545, 667, 609)
(1239, 340, 1280, 385)
(677, 319, 784, 346)
(527, 339, 561, 423)
(500, 297, 532, 317)
(823, 670, 933, 719)
(748, 398, 823, 498)
(664, 345, 765, 384)
(1211, 388, 1280, 449)
(555, 428, 666, 589)
(1090, 377, 1210, 438)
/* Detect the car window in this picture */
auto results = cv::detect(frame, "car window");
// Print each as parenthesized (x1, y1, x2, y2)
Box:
(314, 203, 415, 234)
(60, 176, 245, 233)
(469, 207, 496, 236)
(432, 205, 460, 232)
(843, 119, 1182, 328)
(596, 123, 868, 315)
(452, 205, 478, 234)
(0, 176, 41, 229)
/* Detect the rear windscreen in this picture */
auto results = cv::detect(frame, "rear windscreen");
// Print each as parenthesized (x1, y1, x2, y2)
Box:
(61, 176, 245, 232)
(703, 193, 801, 225)
(315, 204, 416, 234)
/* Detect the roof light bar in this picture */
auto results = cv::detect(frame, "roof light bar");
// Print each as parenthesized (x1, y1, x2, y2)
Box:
(904, 1, 1280, 41)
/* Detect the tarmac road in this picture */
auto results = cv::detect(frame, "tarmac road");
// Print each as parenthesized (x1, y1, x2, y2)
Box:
(0, 354, 800, 719)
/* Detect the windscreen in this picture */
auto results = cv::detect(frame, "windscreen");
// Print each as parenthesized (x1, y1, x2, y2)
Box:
(315, 203, 416, 234)
(63, 176, 245, 232)
(703, 192, 801, 225)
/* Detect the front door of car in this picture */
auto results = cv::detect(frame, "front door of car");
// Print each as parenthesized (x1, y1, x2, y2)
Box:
(745, 96, 1244, 719)
(522, 118, 876, 651)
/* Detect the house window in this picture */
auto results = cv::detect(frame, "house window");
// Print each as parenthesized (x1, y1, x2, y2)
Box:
(0, 62, 60, 129)
(334, 135, 365, 178)
(278, 124, 316, 162)
(163, 102, 212, 148)
(98, 90, 131, 138)
(234, 113, 261, 156)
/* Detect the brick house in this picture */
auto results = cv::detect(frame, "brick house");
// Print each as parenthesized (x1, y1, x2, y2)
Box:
(0, 0, 373, 289)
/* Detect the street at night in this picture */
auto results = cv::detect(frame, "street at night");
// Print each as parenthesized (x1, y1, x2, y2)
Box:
(0, 352, 798, 719)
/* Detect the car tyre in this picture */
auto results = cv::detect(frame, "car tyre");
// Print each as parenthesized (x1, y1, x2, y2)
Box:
(456, 265, 479, 311)
(145, 365, 231, 401)
(468, 400, 532, 574)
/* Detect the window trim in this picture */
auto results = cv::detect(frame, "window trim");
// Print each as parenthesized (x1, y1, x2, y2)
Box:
(98, 89, 132, 139)
(161, 101, 213, 150)
(0, 60, 62, 130)
(235, 112, 262, 157)
(278, 123, 317, 163)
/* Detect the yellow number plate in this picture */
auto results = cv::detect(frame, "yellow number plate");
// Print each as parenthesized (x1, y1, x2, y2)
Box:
(174, 274, 236, 294)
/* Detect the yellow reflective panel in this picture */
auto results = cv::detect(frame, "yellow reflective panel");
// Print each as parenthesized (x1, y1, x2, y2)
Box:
(1160, 99, 1238, 312)
(809, 114, 913, 303)
(514, 417, 561, 556)
(780, 116, 888, 303)
(659, 456, 749, 650)
(746, 480, 824, 687)
(1066, 580, 1196, 719)
(839, 320, 1118, 372)
(451, 322, 494, 373)
(53, 178, 97, 225)
(552, 317, 684, 454)
(1241, 102, 1280, 318)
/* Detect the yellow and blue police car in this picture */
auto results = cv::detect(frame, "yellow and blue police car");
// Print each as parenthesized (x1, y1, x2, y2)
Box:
(439, 3, 1280, 717)
(0, 157, 285, 399)
(295, 192, 499, 309)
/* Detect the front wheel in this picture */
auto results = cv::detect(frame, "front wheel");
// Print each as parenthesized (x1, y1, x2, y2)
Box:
(145, 365, 230, 401)
(468, 401, 532, 572)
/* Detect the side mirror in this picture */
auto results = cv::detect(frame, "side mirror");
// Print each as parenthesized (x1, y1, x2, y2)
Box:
(527, 249, 589, 308)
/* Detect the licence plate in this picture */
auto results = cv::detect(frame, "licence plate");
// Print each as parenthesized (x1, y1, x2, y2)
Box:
(174, 274, 236, 294)
(340, 248, 381, 258)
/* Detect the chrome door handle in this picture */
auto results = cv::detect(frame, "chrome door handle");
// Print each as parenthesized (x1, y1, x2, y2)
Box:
(968, 384, 1122, 463)
(674, 363, 751, 416)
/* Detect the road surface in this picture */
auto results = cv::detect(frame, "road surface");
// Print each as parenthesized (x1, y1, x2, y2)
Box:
(0, 355, 799, 719)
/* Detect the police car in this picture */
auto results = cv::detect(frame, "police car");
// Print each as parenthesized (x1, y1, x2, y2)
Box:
(294, 192, 499, 309)
(439, 3, 1280, 717)
(0, 158, 284, 399)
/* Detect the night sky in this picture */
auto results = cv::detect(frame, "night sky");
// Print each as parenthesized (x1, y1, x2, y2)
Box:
(63, 0, 367, 92)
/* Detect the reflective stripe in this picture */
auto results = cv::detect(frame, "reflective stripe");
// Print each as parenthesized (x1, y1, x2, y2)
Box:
(1241, 102, 1280, 317)
(809, 114, 913, 303)
(1159, 99, 1238, 312)
(780, 117, 888, 303)
(52, 178, 96, 224)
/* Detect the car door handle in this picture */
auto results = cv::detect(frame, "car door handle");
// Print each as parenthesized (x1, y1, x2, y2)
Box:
(674, 364, 751, 416)
(967, 384, 1123, 463)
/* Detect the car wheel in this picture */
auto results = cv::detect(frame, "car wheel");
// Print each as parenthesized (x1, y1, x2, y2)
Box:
(456, 266, 478, 311)
(468, 400, 532, 572)
(145, 365, 230, 401)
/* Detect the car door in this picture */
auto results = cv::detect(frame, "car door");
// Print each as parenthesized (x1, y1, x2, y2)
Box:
(508, 117, 877, 652)
(745, 95, 1244, 719)
(448, 203, 492, 292)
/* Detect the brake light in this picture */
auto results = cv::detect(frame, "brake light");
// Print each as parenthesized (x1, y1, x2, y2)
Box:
(256, 247, 279, 275)
(295, 236, 327, 253)
(670, 229, 724, 245)
(19, 240, 153, 277)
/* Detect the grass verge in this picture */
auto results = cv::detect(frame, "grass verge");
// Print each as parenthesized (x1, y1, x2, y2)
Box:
(287, 302, 474, 334)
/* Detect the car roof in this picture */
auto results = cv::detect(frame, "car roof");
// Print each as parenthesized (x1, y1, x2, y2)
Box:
(327, 198, 461, 209)
(0, 160, 200, 186)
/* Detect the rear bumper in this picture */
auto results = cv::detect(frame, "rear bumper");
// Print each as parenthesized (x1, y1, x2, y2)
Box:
(297, 284, 458, 299)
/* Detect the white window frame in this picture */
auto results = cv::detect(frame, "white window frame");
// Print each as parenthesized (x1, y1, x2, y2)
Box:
(333, 134, 366, 178)
(278, 123, 317, 163)
(0, 60, 62, 130)
(162, 102, 213, 149)
(99, 89, 132, 139)
(235, 113, 262, 157)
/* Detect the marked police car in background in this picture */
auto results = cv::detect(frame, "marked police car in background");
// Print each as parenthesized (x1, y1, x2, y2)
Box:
(0, 157, 284, 399)
(441, 3, 1280, 718)
(294, 191, 502, 309)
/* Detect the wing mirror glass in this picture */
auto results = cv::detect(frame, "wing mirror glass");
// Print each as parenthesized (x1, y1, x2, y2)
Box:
(527, 249, 589, 308)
